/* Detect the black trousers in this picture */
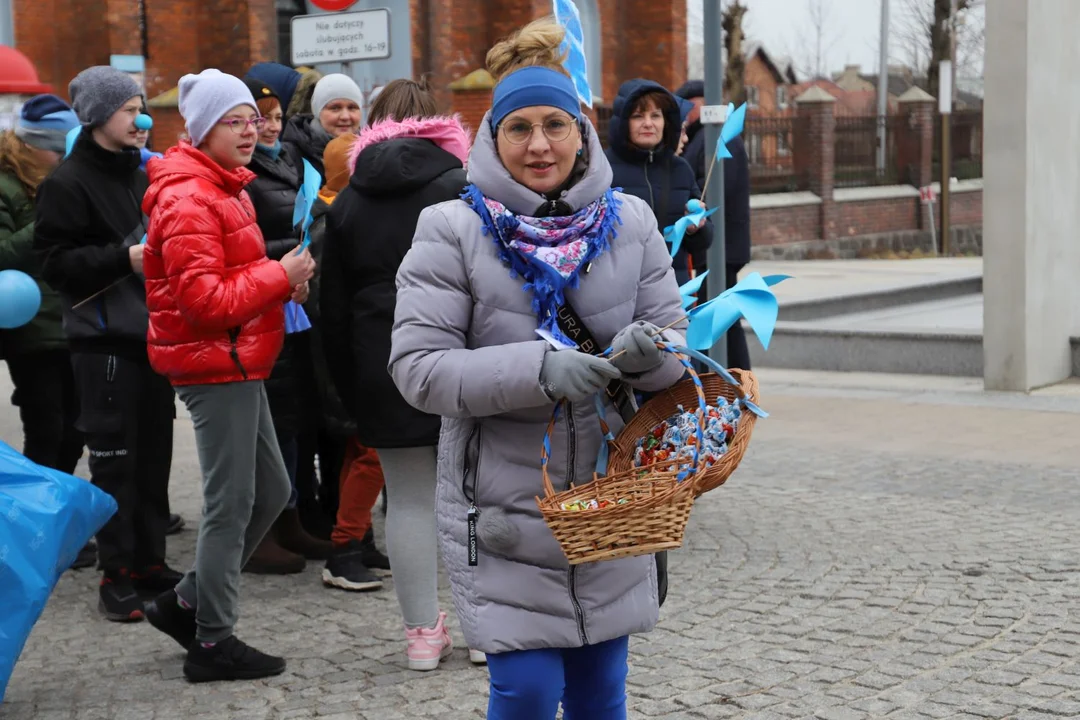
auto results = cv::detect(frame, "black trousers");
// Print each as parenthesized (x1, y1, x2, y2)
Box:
(6, 349, 84, 474)
(71, 352, 175, 574)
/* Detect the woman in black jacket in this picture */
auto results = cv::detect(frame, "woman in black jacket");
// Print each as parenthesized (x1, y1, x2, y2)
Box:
(241, 77, 330, 572)
(319, 79, 476, 668)
(605, 79, 713, 284)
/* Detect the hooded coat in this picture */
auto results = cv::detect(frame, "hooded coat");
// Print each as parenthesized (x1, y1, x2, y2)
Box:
(141, 143, 291, 386)
(320, 116, 469, 449)
(282, 115, 332, 180)
(605, 79, 713, 283)
(388, 112, 687, 654)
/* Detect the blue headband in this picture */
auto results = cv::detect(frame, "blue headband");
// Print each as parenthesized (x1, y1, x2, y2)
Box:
(490, 67, 581, 130)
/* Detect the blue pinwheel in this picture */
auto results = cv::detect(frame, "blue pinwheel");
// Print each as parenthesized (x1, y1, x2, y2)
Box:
(685, 273, 791, 351)
(664, 199, 719, 259)
(678, 270, 709, 310)
(715, 102, 747, 160)
(292, 158, 322, 252)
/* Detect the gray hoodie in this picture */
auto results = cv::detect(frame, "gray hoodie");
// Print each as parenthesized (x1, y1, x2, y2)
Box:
(388, 111, 688, 654)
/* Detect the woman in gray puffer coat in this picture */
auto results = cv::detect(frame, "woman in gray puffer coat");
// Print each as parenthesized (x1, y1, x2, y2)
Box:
(389, 18, 687, 720)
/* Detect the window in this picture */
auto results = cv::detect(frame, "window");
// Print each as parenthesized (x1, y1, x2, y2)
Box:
(776, 86, 788, 108)
(571, 0, 603, 104)
(0, 0, 13, 46)
(276, 0, 305, 66)
(748, 134, 762, 164)
(746, 86, 760, 108)
(776, 132, 790, 156)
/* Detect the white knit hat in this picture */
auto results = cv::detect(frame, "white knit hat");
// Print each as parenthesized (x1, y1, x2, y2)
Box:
(178, 69, 258, 146)
(311, 74, 363, 117)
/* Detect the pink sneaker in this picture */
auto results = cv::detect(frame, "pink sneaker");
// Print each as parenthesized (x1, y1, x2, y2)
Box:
(406, 611, 453, 671)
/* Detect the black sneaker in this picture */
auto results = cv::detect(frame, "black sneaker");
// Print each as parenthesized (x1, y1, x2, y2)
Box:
(166, 514, 186, 535)
(183, 635, 286, 683)
(322, 541, 383, 592)
(146, 589, 196, 650)
(99, 571, 145, 622)
(69, 541, 97, 570)
(360, 529, 391, 573)
(132, 564, 184, 595)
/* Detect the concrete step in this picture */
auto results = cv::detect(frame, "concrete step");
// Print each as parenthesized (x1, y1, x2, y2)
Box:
(749, 325, 1080, 378)
(778, 275, 982, 321)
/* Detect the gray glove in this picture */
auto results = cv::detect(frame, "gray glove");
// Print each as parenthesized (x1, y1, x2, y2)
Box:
(540, 349, 622, 403)
(609, 321, 664, 375)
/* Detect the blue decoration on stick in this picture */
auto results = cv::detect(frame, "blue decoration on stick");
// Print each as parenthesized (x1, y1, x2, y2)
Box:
(284, 301, 311, 334)
(685, 272, 790, 351)
(292, 159, 322, 252)
(716, 102, 747, 160)
(664, 199, 719, 258)
(678, 270, 709, 310)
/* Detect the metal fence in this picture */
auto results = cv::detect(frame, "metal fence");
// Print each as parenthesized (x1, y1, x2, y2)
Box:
(834, 115, 903, 188)
(744, 115, 805, 194)
(933, 110, 983, 181)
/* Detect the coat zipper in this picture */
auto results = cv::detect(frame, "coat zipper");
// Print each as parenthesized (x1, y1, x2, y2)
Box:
(564, 404, 589, 644)
(644, 151, 656, 210)
(227, 327, 248, 379)
(462, 424, 483, 566)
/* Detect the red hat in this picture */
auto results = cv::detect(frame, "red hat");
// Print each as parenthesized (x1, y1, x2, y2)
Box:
(0, 46, 52, 94)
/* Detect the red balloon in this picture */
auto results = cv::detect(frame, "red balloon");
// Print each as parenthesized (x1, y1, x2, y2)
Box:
(309, 0, 358, 10)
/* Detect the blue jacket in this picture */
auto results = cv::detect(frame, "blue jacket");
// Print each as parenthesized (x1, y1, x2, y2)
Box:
(604, 79, 713, 281)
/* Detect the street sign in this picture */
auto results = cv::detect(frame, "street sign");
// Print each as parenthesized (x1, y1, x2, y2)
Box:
(291, 8, 391, 65)
(310, 0, 359, 9)
(699, 104, 728, 125)
(919, 186, 937, 204)
(552, 0, 592, 108)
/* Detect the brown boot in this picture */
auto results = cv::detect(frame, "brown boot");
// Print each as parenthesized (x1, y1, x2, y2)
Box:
(275, 507, 334, 560)
(243, 531, 306, 574)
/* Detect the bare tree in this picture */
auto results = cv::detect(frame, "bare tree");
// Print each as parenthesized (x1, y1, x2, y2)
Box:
(722, 1, 748, 105)
(895, 0, 984, 97)
(793, 0, 844, 79)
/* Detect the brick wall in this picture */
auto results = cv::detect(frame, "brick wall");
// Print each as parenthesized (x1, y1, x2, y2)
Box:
(836, 197, 920, 237)
(751, 203, 822, 246)
(951, 188, 982, 227)
(745, 53, 779, 114)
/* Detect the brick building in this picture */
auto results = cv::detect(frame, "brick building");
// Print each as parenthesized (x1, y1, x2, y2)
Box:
(9, 0, 687, 147)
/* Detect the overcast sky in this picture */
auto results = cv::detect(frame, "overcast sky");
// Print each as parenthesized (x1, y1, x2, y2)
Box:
(687, 0, 985, 80)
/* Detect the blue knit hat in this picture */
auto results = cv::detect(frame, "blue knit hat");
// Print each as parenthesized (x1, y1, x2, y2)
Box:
(490, 67, 580, 130)
(16, 94, 80, 153)
(246, 62, 302, 110)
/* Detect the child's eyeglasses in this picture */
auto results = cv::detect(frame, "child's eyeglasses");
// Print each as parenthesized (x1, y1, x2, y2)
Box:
(218, 117, 268, 133)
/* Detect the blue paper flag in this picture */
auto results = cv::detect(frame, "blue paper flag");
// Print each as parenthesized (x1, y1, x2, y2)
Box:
(716, 102, 747, 160)
(0, 440, 117, 699)
(553, 0, 592, 108)
(284, 301, 311, 334)
(664, 200, 719, 258)
(292, 158, 322, 252)
(678, 270, 709, 310)
(685, 272, 790, 351)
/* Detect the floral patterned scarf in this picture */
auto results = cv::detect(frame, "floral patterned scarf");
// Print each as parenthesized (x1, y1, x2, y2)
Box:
(462, 183, 623, 346)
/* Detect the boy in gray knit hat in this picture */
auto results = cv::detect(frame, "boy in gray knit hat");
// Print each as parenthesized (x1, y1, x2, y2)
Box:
(33, 65, 182, 624)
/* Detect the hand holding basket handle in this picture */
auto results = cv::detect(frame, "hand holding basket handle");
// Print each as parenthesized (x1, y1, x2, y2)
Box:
(540, 349, 622, 403)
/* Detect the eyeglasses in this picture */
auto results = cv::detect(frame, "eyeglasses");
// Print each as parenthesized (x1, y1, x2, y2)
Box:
(499, 116, 577, 146)
(218, 117, 269, 134)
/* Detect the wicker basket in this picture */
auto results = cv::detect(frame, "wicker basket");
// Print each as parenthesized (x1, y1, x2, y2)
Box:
(608, 367, 760, 497)
(535, 347, 703, 565)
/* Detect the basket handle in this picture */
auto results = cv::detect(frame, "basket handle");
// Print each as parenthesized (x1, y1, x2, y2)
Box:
(673, 344, 768, 418)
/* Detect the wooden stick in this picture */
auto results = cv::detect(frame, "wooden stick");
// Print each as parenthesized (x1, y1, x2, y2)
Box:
(71, 274, 133, 310)
(699, 151, 720, 201)
(609, 316, 688, 362)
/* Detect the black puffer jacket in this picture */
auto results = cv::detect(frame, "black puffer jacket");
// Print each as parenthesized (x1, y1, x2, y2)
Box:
(605, 79, 713, 282)
(681, 123, 752, 267)
(321, 134, 466, 448)
(246, 143, 303, 258)
(282, 115, 331, 180)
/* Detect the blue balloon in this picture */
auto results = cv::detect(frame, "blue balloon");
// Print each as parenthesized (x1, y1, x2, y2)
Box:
(135, 113, 153, 131)
(0, 270, 42, 329)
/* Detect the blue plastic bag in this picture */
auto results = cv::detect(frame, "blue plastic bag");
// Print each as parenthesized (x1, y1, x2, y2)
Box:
(0, 440, 117, 700)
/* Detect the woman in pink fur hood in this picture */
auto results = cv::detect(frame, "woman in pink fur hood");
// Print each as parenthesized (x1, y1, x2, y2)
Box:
(317, 79, 478, 671)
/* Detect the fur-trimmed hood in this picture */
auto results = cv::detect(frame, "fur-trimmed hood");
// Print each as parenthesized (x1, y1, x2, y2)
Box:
(347, 115, 471, 175)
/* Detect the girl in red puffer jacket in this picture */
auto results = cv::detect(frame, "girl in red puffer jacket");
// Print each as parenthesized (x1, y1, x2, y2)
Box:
(139, 69, 315, 685)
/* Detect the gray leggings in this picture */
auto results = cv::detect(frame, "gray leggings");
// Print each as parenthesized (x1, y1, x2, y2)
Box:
(175, 381, 291, 643)
(376, 446, 439, 629)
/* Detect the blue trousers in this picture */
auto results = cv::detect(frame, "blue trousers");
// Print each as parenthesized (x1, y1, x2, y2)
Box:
(486, 636, 629, 720)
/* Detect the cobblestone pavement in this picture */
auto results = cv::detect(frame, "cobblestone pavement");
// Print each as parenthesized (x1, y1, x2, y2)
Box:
(2, 369, 1080, 719)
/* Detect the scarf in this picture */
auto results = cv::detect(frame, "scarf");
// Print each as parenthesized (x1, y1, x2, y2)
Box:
(255, 140, 282, 161)
(462, 183, 622, 347)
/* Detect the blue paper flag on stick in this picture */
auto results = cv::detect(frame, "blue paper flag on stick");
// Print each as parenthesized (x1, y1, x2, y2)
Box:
(716, 102, 747, 160)
(292, 159, 321, 252)
(284, 301, 311, 334)
(685, 272, 790, 351)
